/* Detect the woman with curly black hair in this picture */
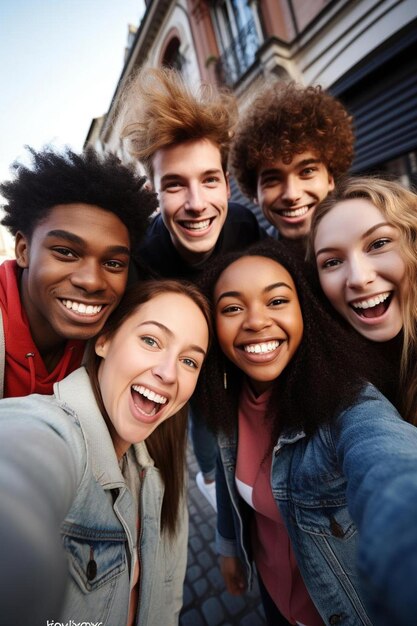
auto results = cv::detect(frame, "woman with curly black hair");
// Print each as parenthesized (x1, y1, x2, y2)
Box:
(197, 238, 417, 626)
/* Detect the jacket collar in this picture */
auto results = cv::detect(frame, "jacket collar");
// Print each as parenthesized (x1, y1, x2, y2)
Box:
(53, 367, 154, 488)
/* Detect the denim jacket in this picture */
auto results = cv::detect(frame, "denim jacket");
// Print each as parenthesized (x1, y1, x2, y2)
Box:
(216, 384, 417, 626)
(0, 367, 187, 626)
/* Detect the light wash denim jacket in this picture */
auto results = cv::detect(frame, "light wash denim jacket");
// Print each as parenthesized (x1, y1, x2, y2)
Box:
(0, 367, 188, 626)
(216, 384, 417, 626)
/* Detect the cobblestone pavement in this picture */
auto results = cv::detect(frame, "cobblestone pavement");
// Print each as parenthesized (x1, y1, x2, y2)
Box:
(180, 444, 266, 626)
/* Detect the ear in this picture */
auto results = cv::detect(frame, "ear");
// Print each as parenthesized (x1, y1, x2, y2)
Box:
(95, 335, 110, 358)
(15, 232, 30, 268)
(328, 174, 335, 192)
(225, 171, 231, 199)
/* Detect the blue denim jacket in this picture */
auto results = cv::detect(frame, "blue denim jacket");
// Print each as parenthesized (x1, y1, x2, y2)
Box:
(0, 368, 187, 626)
(216, 384, 417, 625)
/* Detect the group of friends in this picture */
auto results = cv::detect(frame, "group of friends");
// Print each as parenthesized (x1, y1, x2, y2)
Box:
(0, 66, 417, 626)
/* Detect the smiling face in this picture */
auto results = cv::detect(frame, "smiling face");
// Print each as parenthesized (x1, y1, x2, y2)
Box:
(214, 256, 303, 394)
(314, 198, 406, 341)
(16, 203, 130, 355)
(96, 291, 209, 458)
(152, 138, 230, 264)
(257, 150, 334, 240)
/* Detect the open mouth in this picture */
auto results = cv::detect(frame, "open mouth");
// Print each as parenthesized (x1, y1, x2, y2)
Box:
(243, 340, 282, 354)
(350, 292, 392, 319)
(277, 204, 313, 218)
(178, 217, 215, 232)
(239, 339, 285, 362)
(131, 384, 168, 417)
(60, 299, 104, 316)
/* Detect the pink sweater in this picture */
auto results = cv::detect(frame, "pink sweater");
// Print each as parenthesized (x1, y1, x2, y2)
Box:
(236, 382, 323, 626)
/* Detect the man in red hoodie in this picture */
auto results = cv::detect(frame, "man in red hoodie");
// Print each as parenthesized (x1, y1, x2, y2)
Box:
(0, 146, 157, 397)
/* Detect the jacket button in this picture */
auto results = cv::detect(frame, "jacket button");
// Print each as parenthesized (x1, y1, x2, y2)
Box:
(329, 614, 343, 624)
(86, 559, 97, 581)
(330, 516, 344, 538)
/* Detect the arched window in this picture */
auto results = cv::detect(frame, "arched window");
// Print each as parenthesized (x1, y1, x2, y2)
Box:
(161, 36, 185, 72)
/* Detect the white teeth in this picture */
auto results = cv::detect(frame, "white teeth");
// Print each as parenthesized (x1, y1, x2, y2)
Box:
(62, 299, 102, 315)
(244, 340, 280, 354)
(351, 292, 390, 310)
(132, 385, 168, 405)
(182, 219, 211, 230)
(280, 206, 309, 218)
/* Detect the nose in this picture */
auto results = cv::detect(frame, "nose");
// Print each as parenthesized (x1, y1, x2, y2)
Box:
(152, 355, 177, 385)
(346, 254, 376, 289)
(70, 259, 107, 293)
(242, 304, 272, 332)
(281, 176, 302, 204)
(184, 183, 206, 213)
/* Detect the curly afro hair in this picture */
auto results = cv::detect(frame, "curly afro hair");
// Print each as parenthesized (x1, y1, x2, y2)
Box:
(230, 81, 355, 199)
(0, 146, 159, 249)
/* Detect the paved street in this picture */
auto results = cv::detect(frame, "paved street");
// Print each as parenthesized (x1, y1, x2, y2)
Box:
(180, 444, 266, 626)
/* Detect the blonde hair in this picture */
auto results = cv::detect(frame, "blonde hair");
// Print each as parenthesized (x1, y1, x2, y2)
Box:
(116, 67, 238, 181)
(309, 176, 417, 423)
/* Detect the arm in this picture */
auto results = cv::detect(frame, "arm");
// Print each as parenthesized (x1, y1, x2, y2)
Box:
(335, 385, 417, 625)
(216, 452, 247, 594)
(0, 402, 80, 626)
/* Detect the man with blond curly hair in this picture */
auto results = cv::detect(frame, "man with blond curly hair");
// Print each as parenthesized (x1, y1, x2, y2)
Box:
(230, 81, 354, 244)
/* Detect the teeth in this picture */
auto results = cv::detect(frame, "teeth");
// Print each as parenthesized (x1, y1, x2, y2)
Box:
(244, 340, 280, 354)
(280, 206, 309, 218)
(351, 292, 390, 310)
(182, 219, 211, 230)
(62, 299, 102, 315)
(132, 385, 167, 405)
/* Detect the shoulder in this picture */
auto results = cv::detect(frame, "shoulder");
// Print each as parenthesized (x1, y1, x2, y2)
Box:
(334, 383, 417, 446)
(221, 202, 263, 249)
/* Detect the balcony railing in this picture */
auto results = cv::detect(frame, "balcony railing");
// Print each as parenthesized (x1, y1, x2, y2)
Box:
(215, 18, 260, 86)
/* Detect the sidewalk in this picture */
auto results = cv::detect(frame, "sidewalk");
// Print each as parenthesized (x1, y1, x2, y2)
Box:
(180, 445, 266, 626)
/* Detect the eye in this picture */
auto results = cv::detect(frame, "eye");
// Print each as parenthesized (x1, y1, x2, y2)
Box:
(269, 297, 289, 306)
(204, 175, 220, 185)
(181, 357, 198, 369)
(140, 336, 159, 348)
(300, 166, 317, 177)
(163, 180, 182, 191)
(260, 175, 280, 188)
(52, 246, 77, 258)
(104, 259, 127, 271)
(369, 238, 391, 251)
(221, 304, 243, 314)
(321, 258, 342, 269)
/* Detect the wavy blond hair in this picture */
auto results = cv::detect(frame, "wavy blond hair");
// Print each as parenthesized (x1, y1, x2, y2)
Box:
(115, 67, 238, 181)
(309, 176, 417, 424)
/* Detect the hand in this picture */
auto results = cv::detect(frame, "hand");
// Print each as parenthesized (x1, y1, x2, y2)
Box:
(219, 555, 247, 595)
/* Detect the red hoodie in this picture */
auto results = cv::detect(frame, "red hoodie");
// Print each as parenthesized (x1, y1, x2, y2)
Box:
(0, 260, 85, 398)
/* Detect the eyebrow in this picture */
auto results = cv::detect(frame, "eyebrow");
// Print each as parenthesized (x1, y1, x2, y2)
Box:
(216, 282, 293, 305)
(259, 159, 322, 177)
(315, 222, 391, 257)
(137, 320, 207, 356)
(160, 168, 222, 183)
(46, 229, 130, 256)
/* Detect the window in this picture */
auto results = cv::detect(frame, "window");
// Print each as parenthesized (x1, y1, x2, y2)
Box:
(211, 0, 261, 85)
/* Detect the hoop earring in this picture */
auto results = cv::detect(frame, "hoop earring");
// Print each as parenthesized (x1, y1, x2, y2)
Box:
(223, 369, 227, 390)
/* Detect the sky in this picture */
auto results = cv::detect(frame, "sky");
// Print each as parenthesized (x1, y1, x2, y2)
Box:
(0, 0, 145, 189)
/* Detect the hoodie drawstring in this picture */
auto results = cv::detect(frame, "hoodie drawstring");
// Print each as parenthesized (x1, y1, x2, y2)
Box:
(25, 352, 36, 394)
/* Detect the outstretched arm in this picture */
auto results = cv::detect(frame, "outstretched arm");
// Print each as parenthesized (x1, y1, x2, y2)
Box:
(336, 386, 417, 625)
(0, 404, 80, 626)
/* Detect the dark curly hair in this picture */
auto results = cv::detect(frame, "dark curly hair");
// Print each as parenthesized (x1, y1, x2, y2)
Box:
(0, 146, 158, 248)
(196, 239, 385, 444)
(230, 81, 354, 200)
